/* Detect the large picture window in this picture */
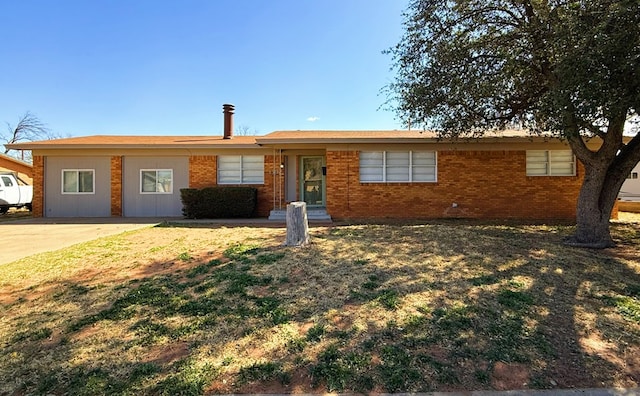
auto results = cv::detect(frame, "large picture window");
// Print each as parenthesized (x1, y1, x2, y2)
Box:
(141, 169, 173, 193)
(218, 155, 264, 184)
(359, 151, 437, 182)
(62, 169, 95, 194)
(526, 150, 576, 176)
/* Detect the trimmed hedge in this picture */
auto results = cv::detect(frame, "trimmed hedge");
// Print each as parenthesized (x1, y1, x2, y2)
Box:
(181, 187, 258, 219)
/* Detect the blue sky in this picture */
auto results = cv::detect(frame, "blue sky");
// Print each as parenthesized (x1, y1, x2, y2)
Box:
(0, 1, 408, 137)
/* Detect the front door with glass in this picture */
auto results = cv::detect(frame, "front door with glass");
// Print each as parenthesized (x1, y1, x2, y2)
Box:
(301, 156, 324, 207)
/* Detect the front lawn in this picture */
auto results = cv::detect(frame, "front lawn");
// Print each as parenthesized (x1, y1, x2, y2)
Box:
(1, 218, 639, 394)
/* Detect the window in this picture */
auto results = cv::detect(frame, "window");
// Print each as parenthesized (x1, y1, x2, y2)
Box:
(62, 169, 95, 194)
(627, 172, 639, 180)
(141, 169, 173, 193)
(218, 155, 264, 184)
(1, 176, 13, 187)
(359, 151, 437, 182)
(526, 150, 576, 176)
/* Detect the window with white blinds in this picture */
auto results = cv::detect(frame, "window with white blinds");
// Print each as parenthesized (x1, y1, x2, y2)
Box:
(526, 150, 576, 176)
(218, 155, 264, 184)
(360, 151, 437, 182)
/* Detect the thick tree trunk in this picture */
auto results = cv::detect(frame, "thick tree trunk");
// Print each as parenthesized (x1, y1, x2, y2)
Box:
(562, 113, 640, 249)
(284, 202, 310, 247)
(567, 166, 618, 248)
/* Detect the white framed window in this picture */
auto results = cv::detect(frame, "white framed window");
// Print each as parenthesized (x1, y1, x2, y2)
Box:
(62, 169, 95, 194)
(359, 151, 437, 182)
(141, 169, 173, 194)
(526, 150, 576, 176)
(627, 172, 638, 180)
(218, 155, 264, 184)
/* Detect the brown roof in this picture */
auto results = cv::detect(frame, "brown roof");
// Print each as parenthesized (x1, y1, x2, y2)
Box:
(7, 135, 259, 149)
(0, 153, 33, 178)
(7, 129, 568, 150)
(256, 129, 539, 144)
(0, 153, 33, 168)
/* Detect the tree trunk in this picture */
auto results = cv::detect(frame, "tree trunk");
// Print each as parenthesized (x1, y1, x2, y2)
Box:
(284, 202, 310, 247)
(567, 165, 618, 248)
(563, 115, 640, 249)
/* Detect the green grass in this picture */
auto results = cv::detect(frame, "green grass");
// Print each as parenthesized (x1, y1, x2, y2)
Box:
(177, 252, 193, 261)
(1, 220, 639, 394)
(602, 295, 640, 323)
(238, 362, 286, 384)
(306, 323, 327, 342)
(310, 344, 373, 392)
(155, 359, 218, 396)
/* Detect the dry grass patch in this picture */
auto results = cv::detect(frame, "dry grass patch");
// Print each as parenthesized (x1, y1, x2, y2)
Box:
(0, 220, 639, 394)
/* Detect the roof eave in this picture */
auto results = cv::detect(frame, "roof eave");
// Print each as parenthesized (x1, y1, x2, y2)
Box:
(0, 153, 33, 167)
(7, 143, 263, 150)
(256, 136, 561, 145)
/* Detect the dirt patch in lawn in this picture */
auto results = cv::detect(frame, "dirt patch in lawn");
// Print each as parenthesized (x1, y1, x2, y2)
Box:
(0, 220, 639, 395)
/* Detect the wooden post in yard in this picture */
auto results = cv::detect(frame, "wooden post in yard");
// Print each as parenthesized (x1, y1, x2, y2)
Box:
(285, 202, 310, 246)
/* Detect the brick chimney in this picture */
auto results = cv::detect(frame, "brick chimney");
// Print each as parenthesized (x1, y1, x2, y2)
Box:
(223, 104, 234, 139)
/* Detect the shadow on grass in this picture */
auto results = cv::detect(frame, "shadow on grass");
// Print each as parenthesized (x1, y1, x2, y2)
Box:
(1, 220, 639, 394)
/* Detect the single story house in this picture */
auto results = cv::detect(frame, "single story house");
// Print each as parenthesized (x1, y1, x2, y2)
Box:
(0, 153, 33, 184)
(7, 105, 600, 220)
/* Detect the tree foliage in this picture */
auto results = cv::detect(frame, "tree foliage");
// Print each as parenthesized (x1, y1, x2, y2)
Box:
(388, 0, 639, 136)
(387, 0, 640, 247)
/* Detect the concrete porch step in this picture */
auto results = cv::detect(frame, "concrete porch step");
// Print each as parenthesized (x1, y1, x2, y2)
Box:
(268, 208, 332, 222)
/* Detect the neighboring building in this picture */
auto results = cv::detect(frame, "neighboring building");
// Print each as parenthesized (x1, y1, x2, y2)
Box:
(620, 162, 640, 201)
(0, 153, 33, 184)
(8, 105, 601, 220)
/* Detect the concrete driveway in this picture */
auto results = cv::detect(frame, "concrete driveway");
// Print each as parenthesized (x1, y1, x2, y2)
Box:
(0, 217, 166, 265)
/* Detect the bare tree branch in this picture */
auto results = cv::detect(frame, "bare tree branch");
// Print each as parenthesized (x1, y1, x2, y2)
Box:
(2, 112, 60, 162)
(235, 124, 258, 136)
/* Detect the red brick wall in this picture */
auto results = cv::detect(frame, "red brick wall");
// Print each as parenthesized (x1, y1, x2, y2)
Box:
(189, 155, 217, 188)
(325, 150, 584, 220)
(110, 156, 122, 216)
(31, 156, 44, 217)
(188, 155, 280, 217)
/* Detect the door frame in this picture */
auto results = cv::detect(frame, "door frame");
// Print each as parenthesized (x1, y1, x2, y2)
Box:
(299, 156, 326, 207)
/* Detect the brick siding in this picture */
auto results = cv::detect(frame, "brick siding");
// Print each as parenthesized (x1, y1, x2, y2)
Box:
(37, 150, 620, 221)
(110, 156, 123, 216)
(188, 155, 281, 217)
(31, 156, 44, 217)
(325, 150, 585, 220)
(189, 155, 217, 188)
